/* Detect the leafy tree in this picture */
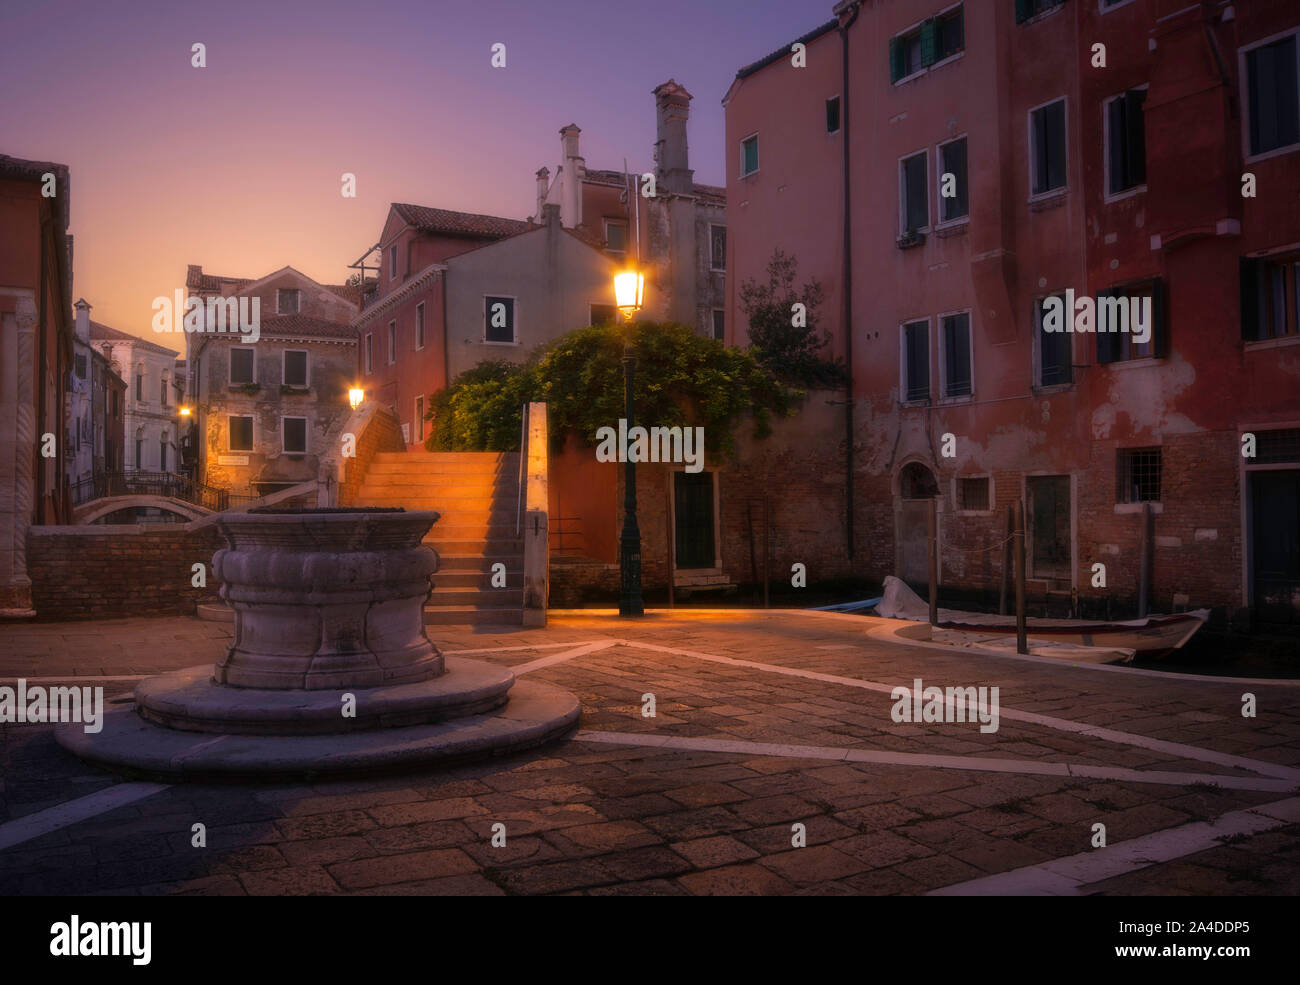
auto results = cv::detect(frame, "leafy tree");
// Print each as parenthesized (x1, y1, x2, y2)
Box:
(739, 249, 846, 388)
(427, 321, 799, 459)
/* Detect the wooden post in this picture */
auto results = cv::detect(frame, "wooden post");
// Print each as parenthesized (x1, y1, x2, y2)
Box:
(762, 497, 770, 609)
(1014, 499, 1027, 654)
(927, 497, 938, 626)
(1138, 501, 1152, 618)
(665, 475, 675, 608)
(999, 503, 1013, 616)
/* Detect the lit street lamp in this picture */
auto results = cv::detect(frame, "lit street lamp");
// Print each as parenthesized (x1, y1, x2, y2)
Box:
(614, 270, 645, 617)
(348, 387, 365, 411)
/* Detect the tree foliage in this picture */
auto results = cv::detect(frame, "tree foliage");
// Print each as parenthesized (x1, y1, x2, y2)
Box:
(427, 321, 799, 459)
(738, 249, 846, 388)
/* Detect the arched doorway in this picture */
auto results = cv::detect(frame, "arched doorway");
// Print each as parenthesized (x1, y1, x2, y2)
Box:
(897, 462, 939, 585)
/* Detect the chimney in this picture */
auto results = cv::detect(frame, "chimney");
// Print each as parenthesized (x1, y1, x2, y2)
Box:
(535, 167, 550, 222)
(542, 203, 561, 227)
(653, 80, 694, 196)
(559, 124, 583, 227)
(74, 297, 91, 342)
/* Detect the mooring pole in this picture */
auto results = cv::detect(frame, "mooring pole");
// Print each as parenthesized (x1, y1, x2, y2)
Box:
(1014, 499, 1027, 655)
(665, 476, 675, 609)
(1138, 501, 1152, 618)
(999, 502, 1013, 616)
(928, 497, 938, 627)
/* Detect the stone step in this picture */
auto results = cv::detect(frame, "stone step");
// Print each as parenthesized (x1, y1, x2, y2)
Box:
(359, 472, 522, 488)
(435, 553, 524, 571)
(424, 538, 523, 554)
(355, 494, 518, 510)
(371, 451, 519, 465)
(433, 570, 523, 589)
(424, 606, 525, 626)
(428, 589, 523, 606)
(196, 602, 233, 623)
(426, 525, 526, 542)
(365, 462, 522, 477)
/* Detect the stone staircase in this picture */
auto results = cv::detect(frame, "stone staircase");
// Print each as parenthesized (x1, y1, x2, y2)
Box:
(353, 451, 524, 625)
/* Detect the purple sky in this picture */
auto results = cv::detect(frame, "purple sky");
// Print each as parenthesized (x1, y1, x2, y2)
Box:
(1, 0, 831, 336)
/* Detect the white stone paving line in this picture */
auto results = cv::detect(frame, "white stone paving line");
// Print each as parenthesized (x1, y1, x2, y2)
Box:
(0, 782, 170, 853)
(0, 675, 150, 682)
(570, 731, 1295, 792)
(612, 640, 1300, 782)
(928, 796, 1300, 896)
(511, 641, 618, 675)
(864, 620, 1300, 687)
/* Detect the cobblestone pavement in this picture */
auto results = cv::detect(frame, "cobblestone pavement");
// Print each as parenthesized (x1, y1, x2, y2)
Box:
(2, 611, 1298, 895)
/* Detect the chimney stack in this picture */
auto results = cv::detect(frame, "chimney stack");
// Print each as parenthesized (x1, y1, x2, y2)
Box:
(535, 167, 550, 223)
(73, 297, 91, 342)
(559, 124, 583, 228)
(653, 80, 694, 196)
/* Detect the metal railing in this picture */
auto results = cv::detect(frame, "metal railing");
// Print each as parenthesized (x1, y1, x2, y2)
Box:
(69, 470, 231, 512)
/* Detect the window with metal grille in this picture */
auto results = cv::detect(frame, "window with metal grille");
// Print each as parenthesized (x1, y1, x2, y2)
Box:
(958, 476, 990, 511)
(1255, 428, 1300, 465)
(1117, 447, 1162, 503)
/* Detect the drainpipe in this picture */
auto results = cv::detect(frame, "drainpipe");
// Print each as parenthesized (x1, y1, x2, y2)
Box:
(839, 1, 860, 562)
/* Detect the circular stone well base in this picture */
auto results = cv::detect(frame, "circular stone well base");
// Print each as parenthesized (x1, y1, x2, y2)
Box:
(135, 658, 515, 735)
(55, 669, 581, 782)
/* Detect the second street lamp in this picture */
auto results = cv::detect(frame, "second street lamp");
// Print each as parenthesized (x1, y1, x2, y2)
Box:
(614, 270, 645, 617)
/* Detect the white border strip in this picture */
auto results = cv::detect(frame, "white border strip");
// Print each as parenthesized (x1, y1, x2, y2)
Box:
(0, 782, 170, 853)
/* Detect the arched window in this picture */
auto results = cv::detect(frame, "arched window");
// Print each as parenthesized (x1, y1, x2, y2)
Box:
(899, 462, 939, 499)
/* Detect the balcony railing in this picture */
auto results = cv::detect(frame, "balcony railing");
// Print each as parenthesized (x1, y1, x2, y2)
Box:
(70, 470, 231, 512)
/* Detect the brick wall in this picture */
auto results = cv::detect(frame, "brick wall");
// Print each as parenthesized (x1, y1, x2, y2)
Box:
(28, 522, 225, 621)
(340, 405, 405, 506)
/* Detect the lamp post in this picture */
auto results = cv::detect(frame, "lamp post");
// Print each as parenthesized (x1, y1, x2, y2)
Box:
(348, 388, 365, 411)
(614, 270, 645, 617)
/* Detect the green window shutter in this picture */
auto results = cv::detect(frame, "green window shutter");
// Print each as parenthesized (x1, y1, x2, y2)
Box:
(1096, 290, 1119, 364)
(1016, 0, 1033, 24)
(1239, 258, 1260, 341)
(889, 37, 904, 82)
(920, 19, 938, 67)
(1150, 278, 1168, 358)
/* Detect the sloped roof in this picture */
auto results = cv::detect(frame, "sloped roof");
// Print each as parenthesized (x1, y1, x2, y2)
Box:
(187, 264, 359, 306)
(255, 314, 358, 342)
(88, 320, 178, 357)
(735, 18, 838, 80)
(392, 203, 534, 240)
(582, 168, 724, 203)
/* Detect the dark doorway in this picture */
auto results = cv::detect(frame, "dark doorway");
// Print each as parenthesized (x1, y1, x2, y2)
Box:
(898, 462, 939, 585)
(1252, 470, 1300, 622)
(674, 471, 715, 569)
(1027, 475, 1071, 580)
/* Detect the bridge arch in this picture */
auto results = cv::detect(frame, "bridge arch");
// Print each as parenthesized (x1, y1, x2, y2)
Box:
(74, 495, 211, 525)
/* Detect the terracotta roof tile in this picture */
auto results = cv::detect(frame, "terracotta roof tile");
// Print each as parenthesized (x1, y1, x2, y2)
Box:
(393, 203, 534, 239)
(87, 320, 179, 356)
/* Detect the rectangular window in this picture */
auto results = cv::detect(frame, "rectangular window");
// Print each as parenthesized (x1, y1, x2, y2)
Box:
(940, 312, 972, 398)
(229, 416, 253, 452)
(1016, 0, 1065, 24)
(1030, 99, 1067, 196)
(1035, 294, 1073, 386)
(134, 438, 142, 468)
(936, 6, 964, 61)
(283, 350, 308, 387)
(74, 354, 86, 379)
(387, 321, 397, 364)
(712, 309, 725, 341)
(1097, 279, 1165, 362)
(1245, 33, 1300, 157)
(415, 302, 426, 350)
(902, 320, 930, 402)
(889, 27, 924, 83)
(276, 289, 300, 314)
(389, 244, 398, 279)
(283, 416, 307, 454)
(364, 333, 373, 374)
(958, 476, 990, 512)
(589, 303, 617, 326)
(1106, 88, 1147, 195)
(740, 135, 759, 177)
(710, 224, 726, 271)
(159, 438, 167, 472)
(604, 220, 627, 254)
(1117, 447, 1162, 503)
(414, 395, 425, 443)
(938, 137, 968, 223)
(900, 151, 929, 233)
(826, 96, 841, 134)
(160, 379, 167, 405)
(135, 373, 143, 402)
(229, 348, 255, 385)
(485, 296, 516, 344)
(1241, 252, 1300, 341)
